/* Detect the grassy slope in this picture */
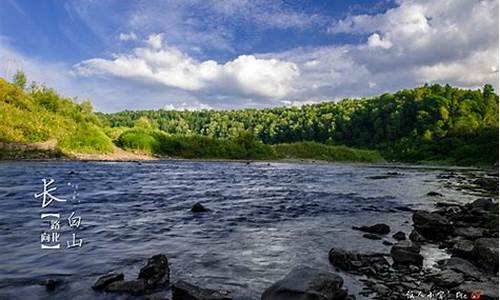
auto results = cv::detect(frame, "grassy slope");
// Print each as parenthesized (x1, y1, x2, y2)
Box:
(0, 78, 113, 155)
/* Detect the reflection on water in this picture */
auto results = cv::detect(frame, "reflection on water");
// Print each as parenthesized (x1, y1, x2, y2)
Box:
(0, 160, 484, 299)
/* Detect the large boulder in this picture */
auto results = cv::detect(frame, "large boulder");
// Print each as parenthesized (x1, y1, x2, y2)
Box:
(261, 266, 348, 300)
(390, 241, 423, 268)
(412, 211, 453, 240)
(138, 254, 170, 287)
(353, 223, 390, 234)
(172, 280, 232, 300)
(472, 238, 499, 272)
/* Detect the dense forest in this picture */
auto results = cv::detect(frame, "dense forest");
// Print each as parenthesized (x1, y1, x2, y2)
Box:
(0, 71, 498, 165)
(100, 84, 499, 165)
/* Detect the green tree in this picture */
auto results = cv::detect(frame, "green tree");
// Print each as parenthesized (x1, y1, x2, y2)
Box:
(13, 70, 27, 90)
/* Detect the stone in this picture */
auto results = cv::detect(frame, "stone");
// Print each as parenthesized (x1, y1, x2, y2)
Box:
(450, 239, 474, 259)
(172, 280, 232, 300)
(353, 223, 390, 234)
(328, 248, 389, 275)
(390, 241, 423, 268)
(93, 273, 124, 290)
(454, 227, 484, 240)
(363, 233, 382, 240)
(138, 254, 170, 287)
(430, 269, 464, 288)
(439, 257, 482, 280)
(105, 279, 147, 294)
(472, 238, 499, 271)
(382, 240, 393, 246)
(261, 265, 347, 300)
(426, 191, 443, 197)
(191, 202, 209, 213)
(40, 279, 59, 291)
(409, 230, 426, 243)
(392, 231, 406, 241)
(412, 211, 452, 240)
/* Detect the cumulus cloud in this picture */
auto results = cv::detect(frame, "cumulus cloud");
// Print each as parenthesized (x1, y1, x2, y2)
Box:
(280, 0, 498, 101)
(75, 33, 299, 99)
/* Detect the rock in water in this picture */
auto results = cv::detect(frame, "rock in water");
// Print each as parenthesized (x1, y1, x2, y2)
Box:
(412, 211, 452, 240)
(426, 191, 443, 197)
(390, 241, 423, 268)
(104, 279, 147, 294)
(392, 231, 406, 241)
(472, 238, 499, 272)
(191, 202, 209, 213)
(40, 279, 59, 291)
(262, 265, 348, 300)
(93, 273, 124, 290)
(138, 254, 170, 287)
(172, 280, 232, 300)
(363, 233, 382, 240)
(409, 230, 426, 243)
(352, 223, 390, 234)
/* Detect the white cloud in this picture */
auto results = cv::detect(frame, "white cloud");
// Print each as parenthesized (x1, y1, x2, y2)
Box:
(367, 33, 392, 49)
(118, 32, 137, 41)
(75, 33, 299, 99)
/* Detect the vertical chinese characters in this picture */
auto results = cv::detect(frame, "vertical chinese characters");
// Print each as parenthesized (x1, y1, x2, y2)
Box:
(35, 179, 83, 249)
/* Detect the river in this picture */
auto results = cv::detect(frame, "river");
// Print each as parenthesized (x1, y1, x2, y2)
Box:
(0, 160, 490, 299)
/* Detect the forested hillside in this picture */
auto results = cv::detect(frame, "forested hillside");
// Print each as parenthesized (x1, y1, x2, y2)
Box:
(101, 84, 499, 165)
(0, 71, 497, 165)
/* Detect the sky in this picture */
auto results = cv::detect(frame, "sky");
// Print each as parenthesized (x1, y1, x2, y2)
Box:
(0, 0, 498, 112)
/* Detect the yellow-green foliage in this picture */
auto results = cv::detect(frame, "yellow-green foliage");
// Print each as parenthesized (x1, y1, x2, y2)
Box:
(273, 142, 384, 163)
(0, 78, 113, 153)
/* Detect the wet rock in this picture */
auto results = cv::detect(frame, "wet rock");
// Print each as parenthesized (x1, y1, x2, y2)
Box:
(93, 273, 124, 290)
(191, 202, 209, 213)
(409, 230, 426, 243)
(412, 211, 452, 240)
(392, 231, 406, 241)
(261, 265, 348, 300)
(362, 233, 382, 240)
(430, 269, 464, 288)
(426, 191, 443, 197)
(138, 254, 170, 287)
(454, 227, 484, 240)
(172, 280, 232, 300)
(328, 248, 389, 275)
(472, 238, 499, 272)
(352, 223, 390, 234)
(390, 241, 423, 268)
(105, 279, 147, 294)
(450, 239, 474, 259)
(453, 281, 499, 300)
(472, 177, 499, 193)
(40, 279, 59, 291)
(438, 257, 482, 280)
(382, 240, 393, 246)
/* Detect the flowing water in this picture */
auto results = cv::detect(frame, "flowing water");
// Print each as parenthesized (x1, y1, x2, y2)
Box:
(0, 160, 489, 299)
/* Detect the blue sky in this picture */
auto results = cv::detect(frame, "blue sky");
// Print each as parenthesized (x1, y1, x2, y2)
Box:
(0, 0, 498, 112)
